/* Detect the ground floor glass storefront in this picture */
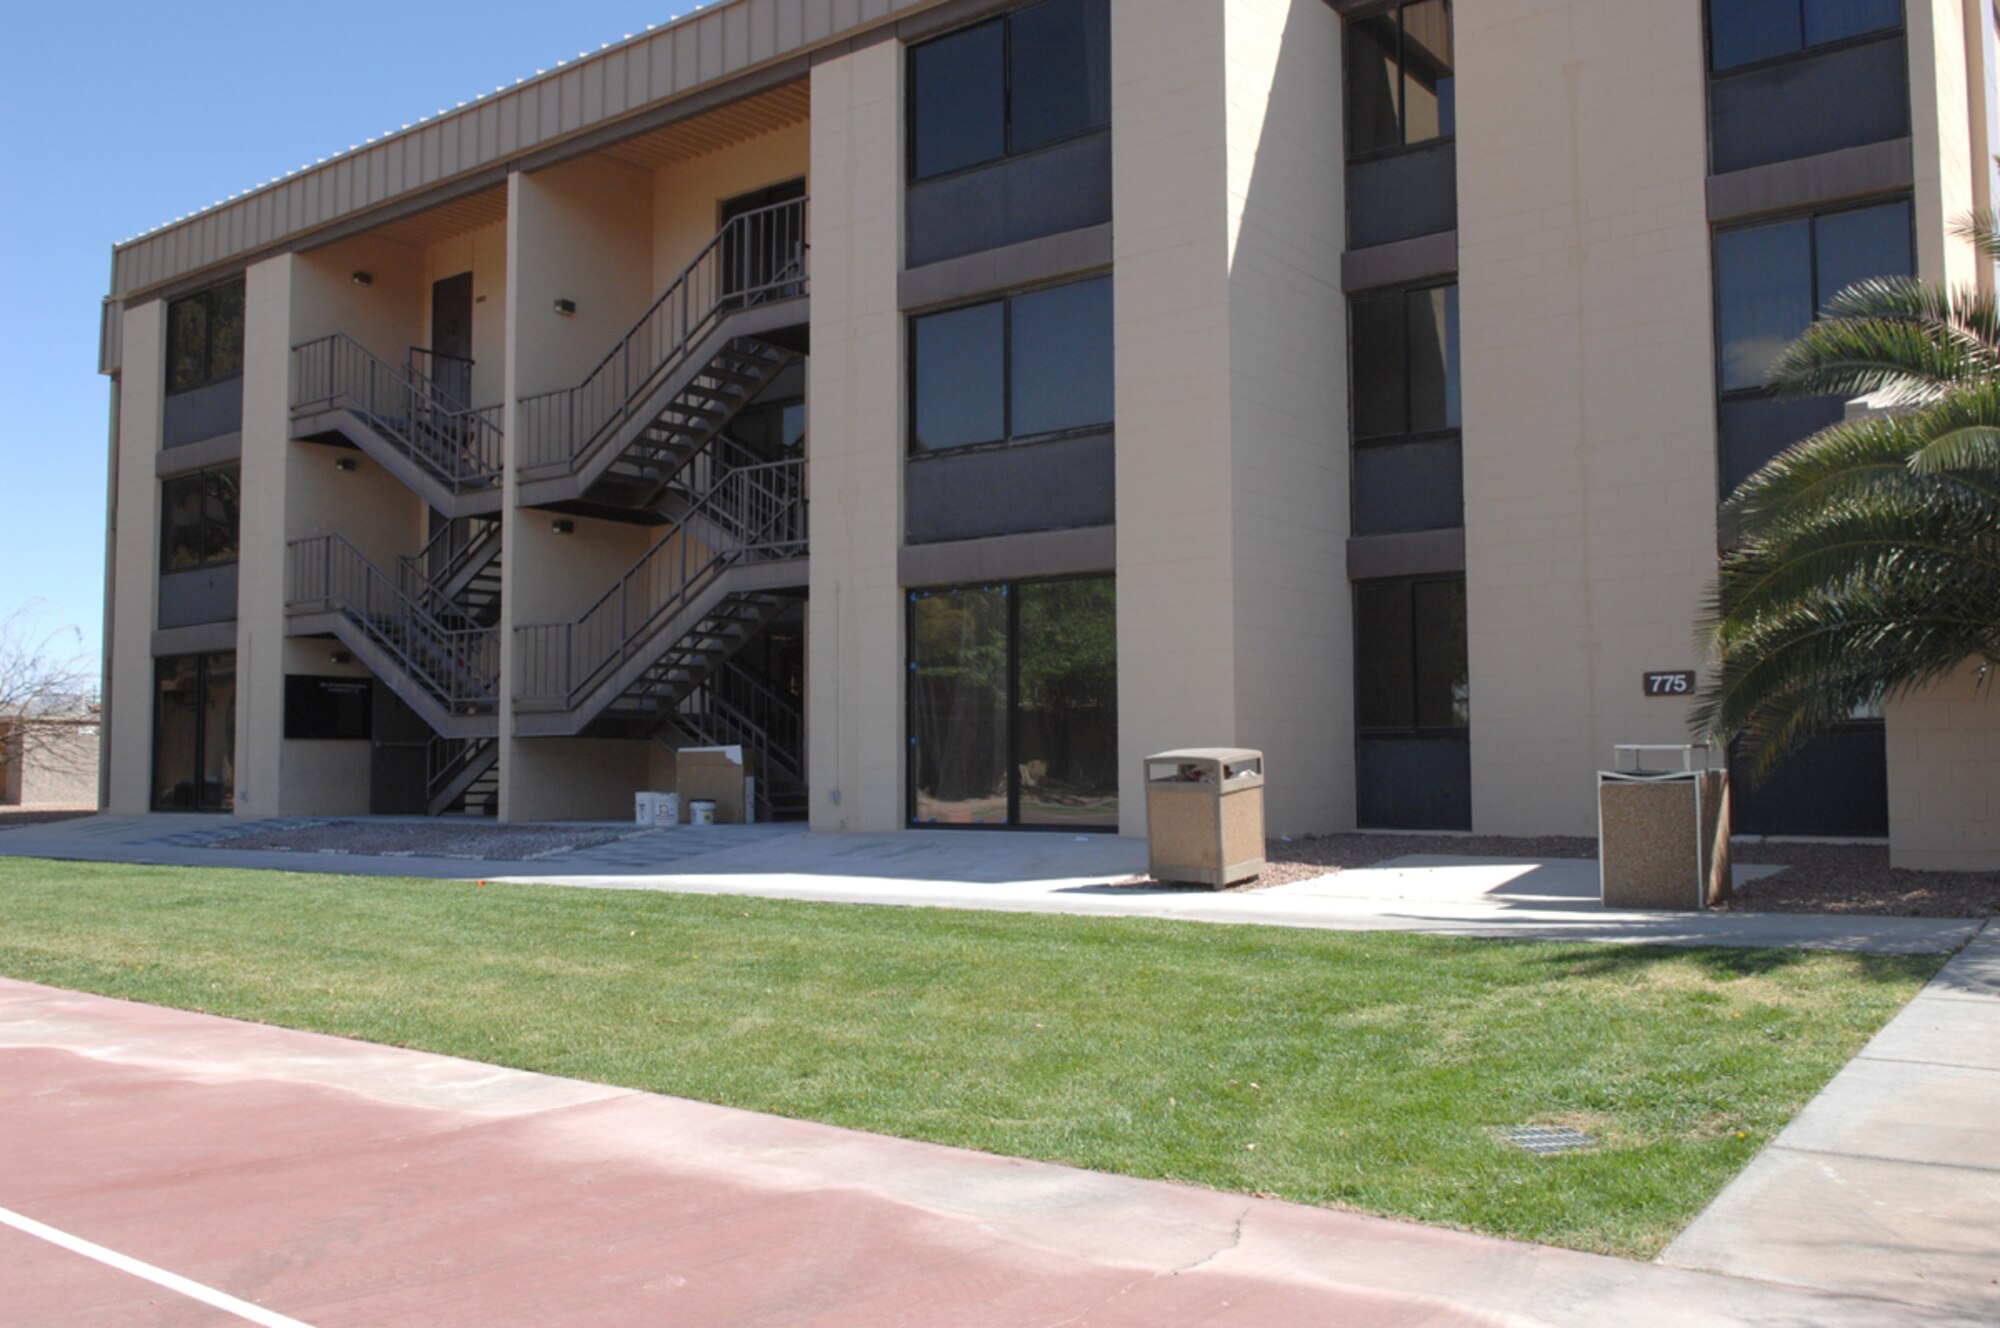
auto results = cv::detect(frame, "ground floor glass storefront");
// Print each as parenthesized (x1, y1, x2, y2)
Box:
(153, 652, 235, 812)
(909, 576, 1118, 829)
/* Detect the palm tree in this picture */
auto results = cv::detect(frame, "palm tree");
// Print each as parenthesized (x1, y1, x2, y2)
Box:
(1693, 217, 2000, 779)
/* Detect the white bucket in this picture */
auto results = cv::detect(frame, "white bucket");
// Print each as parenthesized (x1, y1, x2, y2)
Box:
(688, 799, 718, 827)
(658, 793, 680, 827)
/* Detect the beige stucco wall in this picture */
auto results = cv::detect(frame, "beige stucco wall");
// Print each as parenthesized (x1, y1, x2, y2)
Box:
(231, 254, 294, 819)
(277, 638, 376, 817)
(1222, 0, 1350, 836)
(501, 161, 661, 821)
(104, 300, 163, 814)
(1109, 0, 1349, 838)
(5, 720, 100, 806)
(806, 39, 904, 832)
(1884, 1, 2000, 868)
(1457, 0, 1721, 836)
(1886, 661, 2000, 869)
(1111, 0, 1234, 838)
(651, 119, 811, 288)
(292, 235, 427, 365)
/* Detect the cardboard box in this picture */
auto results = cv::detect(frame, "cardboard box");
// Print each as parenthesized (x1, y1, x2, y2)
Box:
(678, 746, 748, 824)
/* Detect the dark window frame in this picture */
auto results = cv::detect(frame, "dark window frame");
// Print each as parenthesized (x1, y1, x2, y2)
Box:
(159, 464, 242, 575)
(1348, 279, 1463, 535)
(1704, 0, 1904, 77)
(906, 574, 1118, 832)
(1712, 194, 1916, 404)
(905, 0, 1112, 186)
(1344, 0, 1456, 167)
(1352, 575, 1469, 737)
(164, 279, 245, 397)
(907, 272, 1115, 458)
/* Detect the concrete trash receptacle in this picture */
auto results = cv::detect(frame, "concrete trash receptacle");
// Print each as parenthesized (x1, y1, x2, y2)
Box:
(1144, 749, 1265, 888)
(1598, 745, 1732, 910)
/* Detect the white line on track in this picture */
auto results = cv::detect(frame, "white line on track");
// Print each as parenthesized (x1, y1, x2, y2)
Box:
(0, 1204, 315, 1328)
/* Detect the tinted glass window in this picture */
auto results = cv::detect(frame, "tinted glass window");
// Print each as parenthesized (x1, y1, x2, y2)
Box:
(1347, 2, 1453, 157)
(1712, 0, 1802, 69)
(1355, 578, 1468, 733)
(1346, 15, 1402, 157)
(153, 652, 235, 812)
(1401, 0, 1455, 142)
(910, 21, 1005, 179)
(1355, 582, 1416, 730)
(160, 466, 241, 572)
(1412, 579, 1469, 728)
(911, 586, 1011, 825)
(1407, 286, 1460, 434)
(164, 280, 245, 396)
(1351, 292, 1407, 440)
(1804, 0, 1902, 45)
(913, 301, 1006, 450)
(1814, 200, 1912, 311)
(1716, 219, 1812, 392)
(1711, 0, 1902, 69)
(1010, 0, 1112, 154)
(1011, 276, 1114, 437)
(1017, 578, 1118, 827)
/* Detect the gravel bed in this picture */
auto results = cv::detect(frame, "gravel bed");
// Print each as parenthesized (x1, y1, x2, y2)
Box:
(212, 820, 637, 862)
(1126, 832, 2000, 918)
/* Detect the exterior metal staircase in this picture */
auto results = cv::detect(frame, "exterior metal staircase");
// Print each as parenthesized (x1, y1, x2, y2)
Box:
(427, 734, 499, 818)
(286, 534, 501, 742)
(514, 453, 807, 740)
(290, 334, 504, 518)
(398, 516, 502, 629)
(661, 659, 807, 822)
(515, 195, 807, 517)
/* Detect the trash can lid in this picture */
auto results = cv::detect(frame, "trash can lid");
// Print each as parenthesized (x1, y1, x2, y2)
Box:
(1147, 748, 1263, 763)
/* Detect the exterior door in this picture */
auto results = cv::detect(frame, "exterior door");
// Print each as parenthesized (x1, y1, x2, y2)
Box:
(429, 272, 474, 406)
(368, 681, 430, 815)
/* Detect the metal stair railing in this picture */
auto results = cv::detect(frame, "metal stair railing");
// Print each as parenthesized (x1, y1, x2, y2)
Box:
(517, 196, 807, 474)
(288, 534, 500, 715)
(395, 518, 500, 628)
(515, 456, 806, 712)
(405, 347, 475, 411)
(427, 734, 496, 809)
(682, 662, 804, 780)
(292, 333, 504, 490)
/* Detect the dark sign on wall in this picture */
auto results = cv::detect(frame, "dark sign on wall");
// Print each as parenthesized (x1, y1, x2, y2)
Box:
(284, 675, 373, 740)
(1643, 671, 1697, 698)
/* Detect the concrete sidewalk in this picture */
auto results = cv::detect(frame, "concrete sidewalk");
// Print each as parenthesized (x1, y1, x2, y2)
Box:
(1663, 920, 2000, 1315)
(0, 814, 1980, 953)
(0, 976, 1983, 1328)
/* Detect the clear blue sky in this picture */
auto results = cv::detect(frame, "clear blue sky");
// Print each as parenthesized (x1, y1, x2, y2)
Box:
(0, 2, 688, 677)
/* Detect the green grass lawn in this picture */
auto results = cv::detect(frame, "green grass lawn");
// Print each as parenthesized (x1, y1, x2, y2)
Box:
(0, 857, 1942, 1258)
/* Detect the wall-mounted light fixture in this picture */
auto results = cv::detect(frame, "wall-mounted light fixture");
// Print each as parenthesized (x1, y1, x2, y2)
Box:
(334, 457, 357, 472)
(550, 519, 575, 535)
(350, 271, 373, 286)
(553, 298, 577, 316)
(330, 651, 352, 666)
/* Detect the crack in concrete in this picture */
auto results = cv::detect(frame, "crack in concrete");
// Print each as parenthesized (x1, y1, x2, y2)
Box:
(1039, 1204, 1253, 1327)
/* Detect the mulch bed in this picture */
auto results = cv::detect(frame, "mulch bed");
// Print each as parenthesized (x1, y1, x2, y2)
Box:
(1132, 832, 2000, 918)
(0, 808, 97, 832)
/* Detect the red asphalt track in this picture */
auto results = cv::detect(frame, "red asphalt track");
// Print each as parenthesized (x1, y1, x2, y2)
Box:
(0, 978, 1965, 1327)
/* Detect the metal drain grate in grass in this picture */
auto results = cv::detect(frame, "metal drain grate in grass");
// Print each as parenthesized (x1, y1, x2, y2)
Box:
(1502, 1125, 1597, 1156)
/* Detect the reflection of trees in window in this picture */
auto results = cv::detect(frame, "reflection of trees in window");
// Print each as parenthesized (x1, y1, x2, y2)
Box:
(160, 466, 240, 572)
(908, 576, 1118, 828)
(165, 280, 245, 395)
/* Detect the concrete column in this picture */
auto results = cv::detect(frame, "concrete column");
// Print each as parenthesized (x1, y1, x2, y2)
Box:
(806, 39, 906, 833)
(1221, 0, 1350, 836)
(1884, 0, 2000, 868)
(1457, 0, 1719, 836)
(1109, 0, 1349, 838)
(1111, 0, 1235, 837)
(104, 301, 163, 814)
(231, 254, 295, 819)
